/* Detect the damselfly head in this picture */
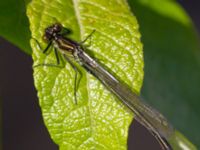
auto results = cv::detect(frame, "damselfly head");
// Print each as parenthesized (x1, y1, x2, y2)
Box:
(43, 23, 62, 42)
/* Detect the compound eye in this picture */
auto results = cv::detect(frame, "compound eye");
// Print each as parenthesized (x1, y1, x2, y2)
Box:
(43, 33, 51, 42)
(53, 23, 62, 32)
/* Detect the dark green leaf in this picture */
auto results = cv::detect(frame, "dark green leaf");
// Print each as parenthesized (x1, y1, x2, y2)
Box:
(0, 0, 31, 55)
(128, 0, 200, 148)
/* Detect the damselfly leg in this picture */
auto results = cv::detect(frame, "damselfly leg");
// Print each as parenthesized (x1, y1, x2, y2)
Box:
(79, 30, 96, 46)
(43, 41, 53, 54)
(54, 48, 60, 65)
(64, 55, 82, 104)
(31, 38, 63, 68)
(61, 27, 72, 36)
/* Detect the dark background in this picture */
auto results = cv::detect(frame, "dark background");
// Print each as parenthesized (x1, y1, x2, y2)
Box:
(1, 1, 199, 150)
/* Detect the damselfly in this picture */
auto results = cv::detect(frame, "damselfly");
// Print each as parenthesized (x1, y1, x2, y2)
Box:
(34, 23, 174, 150)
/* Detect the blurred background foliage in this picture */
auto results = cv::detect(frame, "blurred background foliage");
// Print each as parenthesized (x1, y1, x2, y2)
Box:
(128, 0, 200, 148)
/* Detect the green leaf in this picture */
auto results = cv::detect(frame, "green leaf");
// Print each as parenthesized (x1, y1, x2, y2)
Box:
(27, 0, 143, 149)
(128, 0, 200, 148)
(0, 0, 32, 55)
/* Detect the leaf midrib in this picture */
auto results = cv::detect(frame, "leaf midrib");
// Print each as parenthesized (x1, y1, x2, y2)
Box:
(72, 0, 95, 146)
